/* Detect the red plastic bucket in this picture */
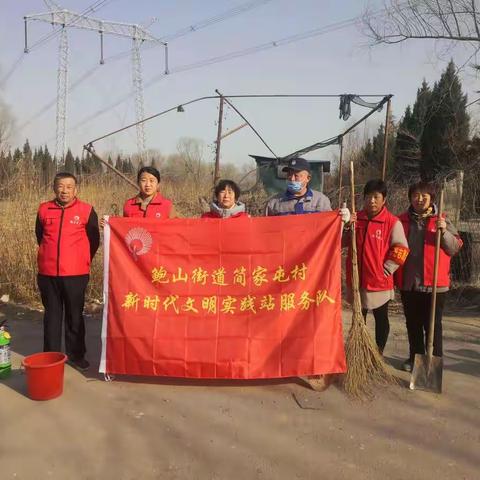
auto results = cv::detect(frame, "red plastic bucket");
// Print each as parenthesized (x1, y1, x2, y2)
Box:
(22, 352, 67, 401)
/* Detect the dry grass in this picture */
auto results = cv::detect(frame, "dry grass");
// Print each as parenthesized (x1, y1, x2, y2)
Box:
(1, 192, 39, 304)
(0, 172, 268, 305)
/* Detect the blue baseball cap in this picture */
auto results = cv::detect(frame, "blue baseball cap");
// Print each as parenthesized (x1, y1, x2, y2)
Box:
(281, 157, 311, 173)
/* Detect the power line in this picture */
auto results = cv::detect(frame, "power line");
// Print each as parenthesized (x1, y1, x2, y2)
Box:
(18, 65, 100, 130)
(39, 3, 399, 146)
(0, 54, 25, 86)
(0, 0, 112, 86)
(106, 5, 357, 66)
(103, 0, 276, 62)
(171, 18, 358, 74)
(161, 0, 275, 42)
(64, 15, 363, 135)
(466, 96, 480, 108)
(19, 0, 275, 130)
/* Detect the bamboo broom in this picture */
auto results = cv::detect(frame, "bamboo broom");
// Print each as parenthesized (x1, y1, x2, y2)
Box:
(343, 160, 396, 398)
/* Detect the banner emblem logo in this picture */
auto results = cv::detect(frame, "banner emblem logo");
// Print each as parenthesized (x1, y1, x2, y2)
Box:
(125, 227, 152, 260)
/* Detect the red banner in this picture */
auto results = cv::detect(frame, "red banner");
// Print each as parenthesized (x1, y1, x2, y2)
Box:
(100, 212, 346, 378)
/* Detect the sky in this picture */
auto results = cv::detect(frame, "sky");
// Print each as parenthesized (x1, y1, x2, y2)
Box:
(0, 0, 479, 169)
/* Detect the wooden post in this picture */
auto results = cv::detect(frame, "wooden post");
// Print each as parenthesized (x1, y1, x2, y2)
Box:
(215, 122, 247, 142)
(337, 136, 344, 207)
(454, 170, 464, 226)
(381, 98, 391, 181)
(213, 94, 224, 186)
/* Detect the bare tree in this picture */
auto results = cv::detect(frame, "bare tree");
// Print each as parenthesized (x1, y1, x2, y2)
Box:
(0, 99, 15, 156)
(176, 137, 206, 183)
(364, 1, 480, 45)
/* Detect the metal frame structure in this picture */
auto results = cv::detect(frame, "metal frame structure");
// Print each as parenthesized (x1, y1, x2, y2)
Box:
(24, 1, 168, 164)
(83, 92, 393, 193)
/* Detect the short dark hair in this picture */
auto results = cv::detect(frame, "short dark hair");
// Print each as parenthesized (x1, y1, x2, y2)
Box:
(408, 181, 437, 202)
(214, 179, 241, 201)
(363, 179, 387, 198)
(137, 166, 160, 183)
(53, 172, 77, 186)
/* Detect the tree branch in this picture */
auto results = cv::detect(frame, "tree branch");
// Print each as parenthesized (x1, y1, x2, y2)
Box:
(364, 0, 480, 46)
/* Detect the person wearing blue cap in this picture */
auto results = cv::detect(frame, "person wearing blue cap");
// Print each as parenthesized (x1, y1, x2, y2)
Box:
(266, 157, 350, 391)
(265, 157, 350, 221)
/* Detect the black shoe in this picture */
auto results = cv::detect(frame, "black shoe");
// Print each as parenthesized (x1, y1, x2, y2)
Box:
(402, 359, 413, 373)
(68, 357, 90, 372)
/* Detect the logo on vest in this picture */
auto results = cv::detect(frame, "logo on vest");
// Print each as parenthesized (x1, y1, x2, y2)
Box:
(374, 229, 382, 240)
(155, 212, 161, 218)
(125, 227, 153, 260)
(70, 215, 80, 225)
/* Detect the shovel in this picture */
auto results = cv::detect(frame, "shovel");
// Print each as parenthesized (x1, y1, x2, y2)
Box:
(409, 186, 445, 393)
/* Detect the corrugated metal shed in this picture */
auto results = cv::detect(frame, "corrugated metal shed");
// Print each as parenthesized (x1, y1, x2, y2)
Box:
(250, 155, 330, 195)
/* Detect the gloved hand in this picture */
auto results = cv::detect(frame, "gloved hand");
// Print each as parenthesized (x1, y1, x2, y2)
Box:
(383, 259, 399, 277)
(339, 202, 351, 224)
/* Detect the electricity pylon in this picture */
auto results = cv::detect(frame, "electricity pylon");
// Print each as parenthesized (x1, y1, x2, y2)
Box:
(24, 1, 168, 164)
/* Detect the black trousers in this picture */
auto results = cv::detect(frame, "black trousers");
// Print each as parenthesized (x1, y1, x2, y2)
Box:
(362, 301, 390, 353)
(37, 274, 89, 360)
(400, 290, 446, 360)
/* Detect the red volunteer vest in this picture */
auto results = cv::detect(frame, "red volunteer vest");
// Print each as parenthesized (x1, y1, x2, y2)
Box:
(346, 207, 399, 291)
(37, 199, 93, 276)
(123, 193, 172, 219)
(395, 212, 452, 288)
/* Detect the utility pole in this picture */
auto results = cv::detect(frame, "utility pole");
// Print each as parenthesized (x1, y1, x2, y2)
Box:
(381, 97, 392, 181)
(213, 94, 225, 186)
(24, 1, 168, 165)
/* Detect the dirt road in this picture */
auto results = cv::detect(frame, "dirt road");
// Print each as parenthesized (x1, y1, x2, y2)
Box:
(0, 303, 478, 480)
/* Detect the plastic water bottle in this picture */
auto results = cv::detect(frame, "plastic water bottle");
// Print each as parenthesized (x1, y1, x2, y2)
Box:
(0, 324, 11, 379)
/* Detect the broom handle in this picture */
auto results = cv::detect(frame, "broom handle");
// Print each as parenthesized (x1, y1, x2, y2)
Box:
(349, 161, 362, 312)
(338, 137, 344, 207)
(349, 160, 356, 213)
(426, 186, 444, 359)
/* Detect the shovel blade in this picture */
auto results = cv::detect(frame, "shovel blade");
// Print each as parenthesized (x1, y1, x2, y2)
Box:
(409, 354, 443, 393)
